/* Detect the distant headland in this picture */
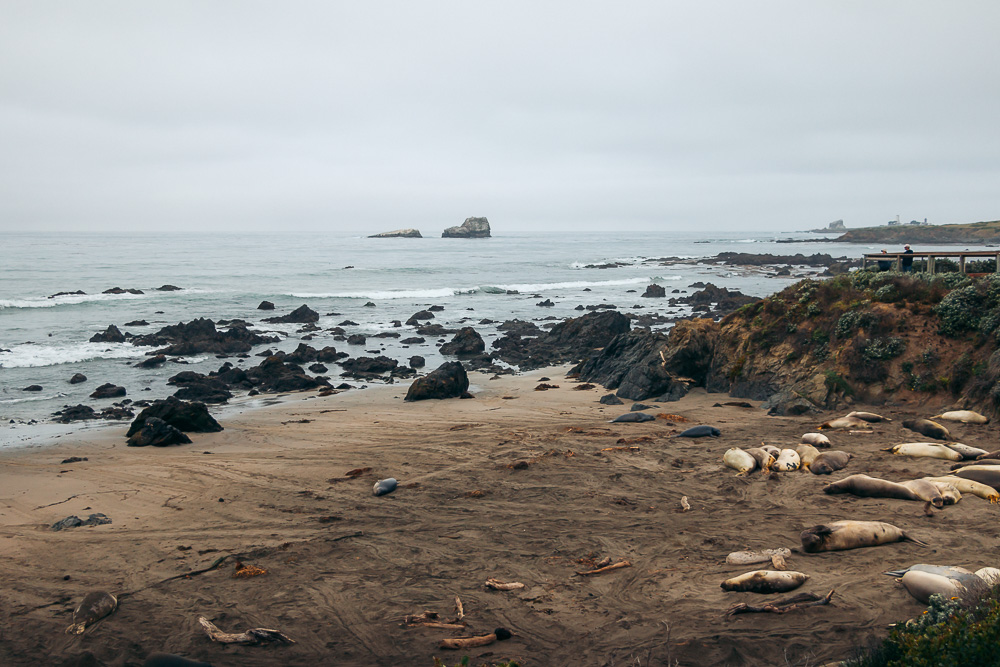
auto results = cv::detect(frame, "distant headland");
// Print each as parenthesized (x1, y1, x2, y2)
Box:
(834, 219, 1000, 244)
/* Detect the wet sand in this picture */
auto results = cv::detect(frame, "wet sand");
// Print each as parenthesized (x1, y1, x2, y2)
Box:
(2, 367, 998, 666)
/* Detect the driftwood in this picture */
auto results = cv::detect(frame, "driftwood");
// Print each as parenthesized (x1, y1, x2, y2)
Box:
(485, 578, 525, 590)
(725, 589, 835, 618)
(439, 627, 512, 650)
(197, 616, 295, 644)
(454, 596, 464, 620)
(575, 560, 631, 576)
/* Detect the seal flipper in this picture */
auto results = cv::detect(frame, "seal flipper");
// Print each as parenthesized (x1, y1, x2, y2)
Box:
(903, 532, 929, 547)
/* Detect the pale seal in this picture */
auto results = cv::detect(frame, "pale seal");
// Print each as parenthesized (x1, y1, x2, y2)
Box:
(745, 447, 776, 471)
(823, 474, 922, 502)
(847, 411, 891, 423)
(902, 419, 952, 441)
(818, 416, 871, 430)
(796, 443, 821, 469)
(800, 520, 927, 553)
(899, 570, 967, 604)
(720, 570, 809, 593)
(898, 479, 946, 508)
(373, 478, 397, 496)
(953, 465, 1000, 491)
(675, 425, 720, 438)
(66, 591, 117, 635)
(884, 442, 962, 461)
(921, 476, 999, 502)
(931, 410, 989, 424)
(800, 432, 831, 448)
(723, 448, 756, 475)
(772, 449, 800, 472)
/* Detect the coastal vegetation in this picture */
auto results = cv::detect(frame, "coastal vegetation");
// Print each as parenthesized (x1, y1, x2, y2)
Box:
(835, 219, 1000, 243)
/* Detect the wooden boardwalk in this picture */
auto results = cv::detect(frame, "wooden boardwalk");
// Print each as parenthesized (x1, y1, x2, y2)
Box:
(862, 250, 1000, 274)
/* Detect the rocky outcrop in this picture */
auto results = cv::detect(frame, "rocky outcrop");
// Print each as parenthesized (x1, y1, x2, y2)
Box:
(406, 310, 434, 326)
(52, 404, 134, 423)
(245, 356, 332, 393)
(132, 318, 278, 356)
(442, 217, 491, 238)
(167, 371, 233, 404)
(641, 284, 666, 298)
(404, 361, 469, 401)
(340, 356, 399, 376)
(90, 383, 126, 399)
(103, 287, 144, 295)
(369, 228, 422, 238)
(126, 397, 223, 436)
(90, 325, 126, 343)
(69, 373, 87, 384)
(127, 417, 192, 447)
(490, 310, 630, 371)
(440, 327, 485, 356)
(573, 330, 688, 401)
(262, 305, 319, 324)
(281, 343, 346, 364)
(257, 300, 275, 310)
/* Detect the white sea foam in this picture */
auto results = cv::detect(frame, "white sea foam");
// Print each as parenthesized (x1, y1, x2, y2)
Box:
(289, 288, 462, 300)
(0, 391, 68, 405)
(0, 292, 152, 310)
(488, 277, 679, 292)
(0, 342, 141, 368)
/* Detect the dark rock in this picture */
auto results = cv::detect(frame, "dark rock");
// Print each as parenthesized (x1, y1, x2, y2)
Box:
(167, 371, 233, 404)
(132, 318, 278, 356)
(69, 373, 87, 384)
(136, 354, 167, 369)
(48, 290, 86, 299)
(340, 356, 398, 375)
(363, 302, 376, 308)
(124, 320, 148, 327)
(262, 304, 319, 324)
(441, 216, 491, 238)
(338, 320, 358, 326)
(573, 330, 683, 401)
(309, 363, 328, 373)
(90, 383, 126, 399)
(641, 284, 666, 298)
(89, 325, 126, 343)
(391, 320, 402, 327)
(61, 456, 88, 464)
(52, 405, 99, 423)
(156, 284, 182, 291)
(127, 417, 193, 447)
(536, 299, 555, 307)
(372, 332, 400, 339)
(440, 327, 485, 356)
(599, 394, 624, 405)
(103, 287, 144, 295)
(404, 361, 469, 401)
(347, 334, 366, 345)
(51, 513, 111, 531)
(680, 283, 758, 316)
(245, 356, 331, 393)
(369, 228, 422, 238)
(762, 390, 821, 416)
(428, 305, 445, 312)
(409, 356, 425, 368)
(416, 323, 456, 336)
(406, 310, 434, 325)
(127, 396, 223, 437)
(22, 385, 43, 392)
(257, 300, 275, 310)
(630, 403, 655, 411)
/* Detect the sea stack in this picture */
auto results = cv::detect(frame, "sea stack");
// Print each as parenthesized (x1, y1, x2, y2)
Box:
(442, 217, 491, 238)
(369, 229, 422, 238)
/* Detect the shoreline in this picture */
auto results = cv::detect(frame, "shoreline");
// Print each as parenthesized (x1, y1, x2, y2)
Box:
(4, 363, 999, 665)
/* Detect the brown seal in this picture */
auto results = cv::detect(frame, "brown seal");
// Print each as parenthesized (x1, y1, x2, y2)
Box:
(800, 520, 927, 553)
(823, 474, 922, 501)
(809, 451, 852, 475)
(66, 591, 117, 635)
(902, 419, 952, 441)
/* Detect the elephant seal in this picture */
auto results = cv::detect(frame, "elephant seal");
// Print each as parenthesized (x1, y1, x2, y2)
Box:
(953, 466, 1000, 491)
(801, 432, 831, 448)
(725, 547, 792, 566)
(823, 475, 922, 502)
(66, 591, 117, 635)
(610, 412, 656, 423)
(884, 442, 963, 461)
(921, 476, 999, 502)
(723, 448, 756, 475)
(809, 451, 852, 475)
(931, 410, 989, 424)
(800, 520, 927, 553)
(818, 416, 871, 430)
(943, 443, 989, 460)
(674, 425, 720, 438)
(745, 447, 776, 471)
(847, 411, 891, 423)
(761, 444, 781, 458)
(976, 567, 1000, 585)
(796, 443, 821, 469)
(883, 563, 978, 582)
(899, 570, 969, 603)
(976, 449, 1000, 461)
(902, 419, 952, 441)
(720, 570, 809, 593)
(772, 449, 800, 472)
(926, 480, 962, 505)
(144, 654, 213, 667)
(373, 478, 397, 496)
(898, 479, 947, 508)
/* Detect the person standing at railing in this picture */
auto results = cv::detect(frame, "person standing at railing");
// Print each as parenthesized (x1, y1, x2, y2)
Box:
(901, 244, 914, 272)
(877, 249, 891, 271)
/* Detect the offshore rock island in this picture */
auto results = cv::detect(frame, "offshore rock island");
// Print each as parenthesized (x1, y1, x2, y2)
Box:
(442, 216, 491, 238)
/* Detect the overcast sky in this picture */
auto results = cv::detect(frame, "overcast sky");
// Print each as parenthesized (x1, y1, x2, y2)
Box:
(1, 2, 998, 234)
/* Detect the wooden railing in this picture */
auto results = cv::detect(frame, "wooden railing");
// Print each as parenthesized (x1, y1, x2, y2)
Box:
(861, 250, 1000, 275)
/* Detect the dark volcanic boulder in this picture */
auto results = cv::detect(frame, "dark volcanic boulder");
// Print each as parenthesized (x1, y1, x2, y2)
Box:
(440, 327, 485, 356)
(282, 343, 345, 364)
(340, 356, 398, 375)
(641, 284, 666, 298)
(406, 310, 434, 325)
(131, 318, 278, 356)
(309, 363, 328, 373)
(404, 361, 469, 401)
(103, 287, 144, 295)
(682, 284, 757, 315)
(409, 355, 425, 368)
(257, 300, 275, 310)
(52, 405, 99, 422)
(157, 284, 182, 291)
(262, 304, 319, 324)
(126, 396, 223, 437)
(346, 334, 366, 345)
(127, 417, 193, 447)
(69, 373, 87, 384)
(442, 217, 491, 238)
(136, 354, 167, 369)
(89, 325, 126, 343)
(90, 383, 126, 399)
(167, 371, 233, 404)
(245, 356, 332, 393)
(22, 385, 42, 392)
(546, 310, 630, 349)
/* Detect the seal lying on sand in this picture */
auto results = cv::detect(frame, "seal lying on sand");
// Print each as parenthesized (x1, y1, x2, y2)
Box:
(66, 591, 117, 635)
(921, 476, 1000, 502)
(953, 465, 1000, 491)
(823, 475, 924, 502)
(808, 451, 852, 475)
(745, 447, 776, 471)
(902, 419, 952, 441)
(373, 478, 397, 496)
(818, 416, 871, 430)
(674, 425, 720, 438)
(800, 520, 927, 553)
(610, 412, 655, 423)
(800, 432, 831, 448)
(931, 410, 989, 424)
(723, 448, 756, 475)
(772, 449, 800, 472)
(720, 570, 809, 593)
(847, 411, 891, 423)
(884, 442, 962, 461)
(943, 443, 989, 460)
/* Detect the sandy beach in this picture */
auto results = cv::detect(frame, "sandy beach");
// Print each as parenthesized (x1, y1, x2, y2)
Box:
(2, 367, 998, 666)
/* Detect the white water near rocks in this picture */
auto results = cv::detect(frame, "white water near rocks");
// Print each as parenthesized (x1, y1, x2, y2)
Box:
(0, 229, 974, 448)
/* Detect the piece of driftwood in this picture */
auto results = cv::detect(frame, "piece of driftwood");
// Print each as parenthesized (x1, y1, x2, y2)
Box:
(439, 627, 512, 650)
(404, 620, 467, 630)
(198, 616, 295, 644)
(724, 589, 835, 618)
(485, 578, 524, 590)
(454, 596, 464, 620)
(575, 560, 631, 576)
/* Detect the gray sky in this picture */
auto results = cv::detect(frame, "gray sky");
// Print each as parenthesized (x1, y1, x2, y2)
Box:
(2, 1, 998, 234)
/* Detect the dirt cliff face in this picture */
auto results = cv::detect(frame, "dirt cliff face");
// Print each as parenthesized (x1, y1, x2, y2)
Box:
(580, 270, 1000, 416)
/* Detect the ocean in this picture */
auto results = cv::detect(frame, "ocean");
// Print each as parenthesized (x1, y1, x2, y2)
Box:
(0, 229, 970, 448)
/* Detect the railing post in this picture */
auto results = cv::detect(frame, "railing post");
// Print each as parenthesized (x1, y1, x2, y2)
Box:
(960, 255, 967, 274)
(896, 256, 902, 271)
(928, 256, 936, 275)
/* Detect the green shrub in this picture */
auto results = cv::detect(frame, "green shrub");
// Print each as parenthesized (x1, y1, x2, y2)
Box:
(862, 336, 905, 360)
(937, 284, 984, 336)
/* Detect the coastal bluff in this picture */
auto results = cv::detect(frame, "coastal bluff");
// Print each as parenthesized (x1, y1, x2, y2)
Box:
(835, 219, 1000, 244)
(442, 217, 491, 238)
(368, 228, 422, 238)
